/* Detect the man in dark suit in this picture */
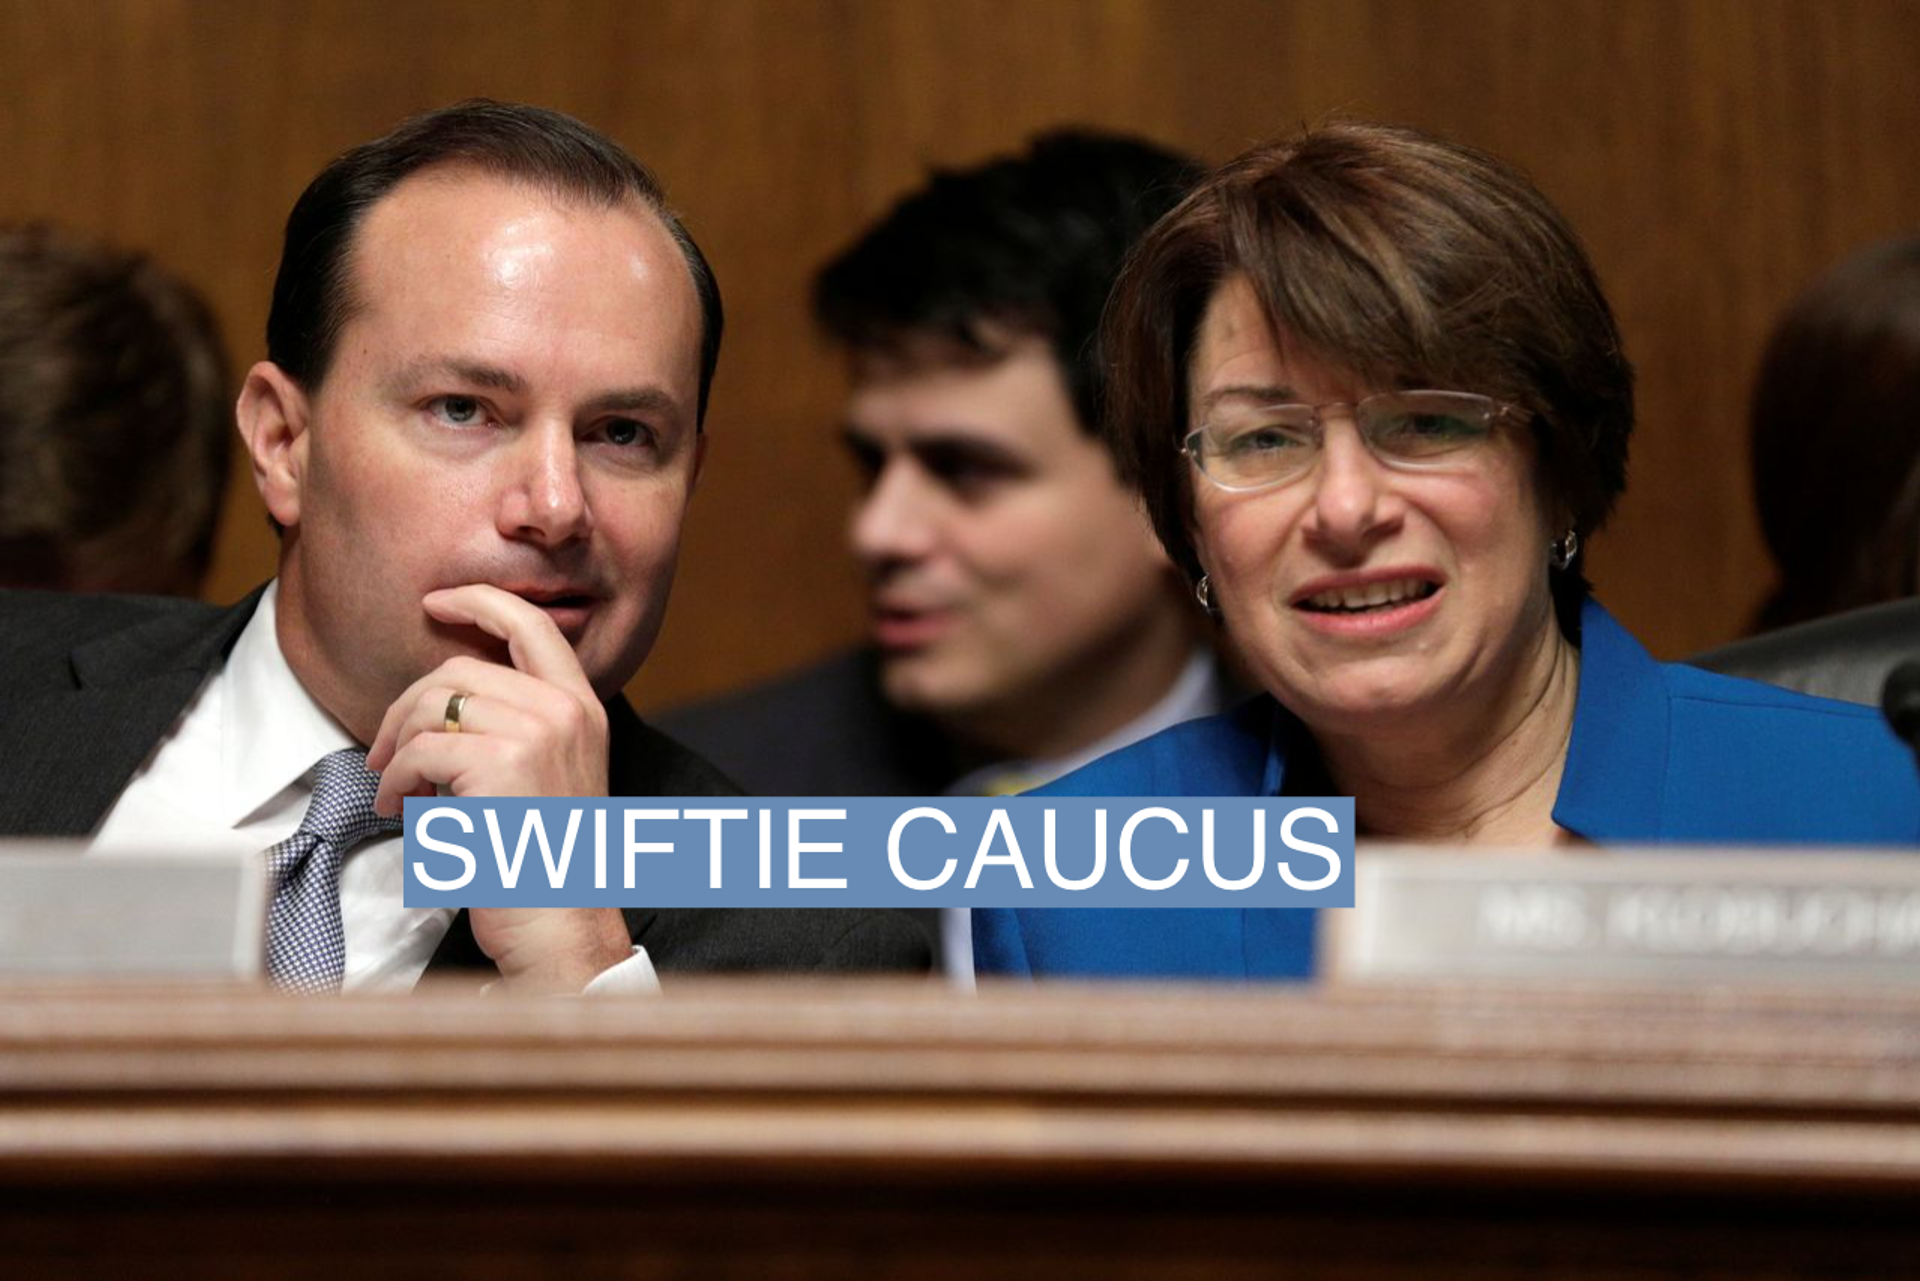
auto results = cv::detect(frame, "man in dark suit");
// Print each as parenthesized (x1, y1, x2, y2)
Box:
(0, 101, 926, 989)
(659, 131, 1231, 972)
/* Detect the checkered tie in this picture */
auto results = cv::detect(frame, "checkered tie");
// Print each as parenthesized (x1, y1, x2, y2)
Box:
(264, 748, 400, 993)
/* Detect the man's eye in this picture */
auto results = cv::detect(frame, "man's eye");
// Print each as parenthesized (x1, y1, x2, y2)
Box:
(843, 442, 884, 486)
(927, 454, 1012, 498)
(930, 457, 989, 484)
(429, 395, 485, 426)
(603, 418, 653, 448)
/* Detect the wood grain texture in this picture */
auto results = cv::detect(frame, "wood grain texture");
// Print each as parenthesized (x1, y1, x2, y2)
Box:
(3, 980, 1920, 1275)
(2, 0, 1915, 706)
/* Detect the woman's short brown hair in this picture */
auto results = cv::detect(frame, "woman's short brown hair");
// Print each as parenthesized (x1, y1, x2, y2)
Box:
(1101, 120, 1634, 633)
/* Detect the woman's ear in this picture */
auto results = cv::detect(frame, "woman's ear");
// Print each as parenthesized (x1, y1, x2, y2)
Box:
(236, 361, 312, 529)
(1186, 505, 1213, 584)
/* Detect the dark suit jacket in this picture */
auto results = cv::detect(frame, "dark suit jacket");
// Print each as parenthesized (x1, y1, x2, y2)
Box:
(656, 648, 963, 960)
(1689, 597, 1920, 708)
(0, 588, 930, 978)
(657, 647, 961, 796)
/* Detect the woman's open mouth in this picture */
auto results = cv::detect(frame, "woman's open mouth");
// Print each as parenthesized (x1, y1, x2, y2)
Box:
(1290, 574, 1444, 637)
(1296, 577, 1440, 615)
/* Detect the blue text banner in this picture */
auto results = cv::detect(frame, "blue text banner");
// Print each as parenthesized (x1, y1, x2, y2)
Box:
(402, 797, 1355, 908)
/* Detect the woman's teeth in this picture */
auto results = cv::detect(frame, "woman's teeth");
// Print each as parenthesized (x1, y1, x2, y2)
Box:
(1301, 578, 1438, 613)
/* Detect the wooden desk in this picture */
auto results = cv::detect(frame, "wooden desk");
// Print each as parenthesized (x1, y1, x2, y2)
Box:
(3, 979, 1918, 1277)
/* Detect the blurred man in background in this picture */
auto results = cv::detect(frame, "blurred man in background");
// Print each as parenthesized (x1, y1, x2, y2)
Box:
(662, 129, 1233, 973)
(0, 225, 231, 595)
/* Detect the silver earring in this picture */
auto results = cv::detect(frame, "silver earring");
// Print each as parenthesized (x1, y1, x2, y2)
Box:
(1549, 528, 1580, 571)
(1194, 573, 1212, 610)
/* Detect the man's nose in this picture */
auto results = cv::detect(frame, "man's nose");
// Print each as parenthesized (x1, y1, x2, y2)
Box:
(498, 421, 592, 547)
(849, 460, 938, 567)
(1302, 418, 1400, 556)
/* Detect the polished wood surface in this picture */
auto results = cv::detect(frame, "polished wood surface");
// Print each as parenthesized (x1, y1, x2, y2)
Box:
(3, 1, 1917, 698)
(4, 979, 1919, 1275)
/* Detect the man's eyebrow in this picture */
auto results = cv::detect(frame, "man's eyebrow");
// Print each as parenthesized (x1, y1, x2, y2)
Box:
(1197, 383, 1302, 414)
(381, 362, 686, 422)
(384, 359, 526, 397)
(915, 434, 1028, 470)
(581, 386, 683, 420)
(841, 425, 1029, 470)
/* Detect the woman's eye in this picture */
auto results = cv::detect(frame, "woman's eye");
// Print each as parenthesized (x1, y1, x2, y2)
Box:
(430, 395, 484, 426)
(1387, 412, 1480, 439)
(1228, 426, 1301, 455)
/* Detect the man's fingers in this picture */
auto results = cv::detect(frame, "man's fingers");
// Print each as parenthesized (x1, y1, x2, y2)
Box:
(422, 584, 596, 699)
(367, 656, 540, 771)
(374, 732, 513, 816)
(369, 686, 546, 775)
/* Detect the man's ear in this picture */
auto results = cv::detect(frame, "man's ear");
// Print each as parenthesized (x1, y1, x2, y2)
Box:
(686, 430, 709, 497)
(236, 361, 312, 528)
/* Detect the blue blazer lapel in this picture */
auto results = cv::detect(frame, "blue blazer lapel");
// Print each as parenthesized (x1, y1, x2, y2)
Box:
(1552, 598, 1673, 841)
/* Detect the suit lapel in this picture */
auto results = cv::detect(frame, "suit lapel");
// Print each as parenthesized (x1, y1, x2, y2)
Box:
(0, 592, 262, 837)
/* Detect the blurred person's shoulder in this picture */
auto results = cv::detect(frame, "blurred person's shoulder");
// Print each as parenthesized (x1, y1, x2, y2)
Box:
(654, 647, 952, 796)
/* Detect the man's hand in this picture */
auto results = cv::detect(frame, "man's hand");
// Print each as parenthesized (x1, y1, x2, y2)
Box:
(366, 584, 634, 993)
(368, 585, 608, 808)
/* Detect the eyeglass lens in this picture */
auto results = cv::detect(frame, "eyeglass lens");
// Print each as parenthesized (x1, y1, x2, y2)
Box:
(1189, 392, 1499, 489)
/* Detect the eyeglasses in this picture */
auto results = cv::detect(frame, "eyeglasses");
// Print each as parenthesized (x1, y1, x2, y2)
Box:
(1182, 390, 1522, 492)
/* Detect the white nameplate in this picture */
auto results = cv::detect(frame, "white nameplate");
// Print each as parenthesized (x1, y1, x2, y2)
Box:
(1330, 848, 1920, 985)
(0, 841, 265, 981)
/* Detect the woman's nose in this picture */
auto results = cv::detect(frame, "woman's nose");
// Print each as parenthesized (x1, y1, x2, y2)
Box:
(1303, 419, 1399, 553)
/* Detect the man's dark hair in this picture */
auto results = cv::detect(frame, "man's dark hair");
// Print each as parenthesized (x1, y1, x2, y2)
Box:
(0, 225, 231, 594)
(812, 128, 1203, 438)
(266, 98, 723, 425)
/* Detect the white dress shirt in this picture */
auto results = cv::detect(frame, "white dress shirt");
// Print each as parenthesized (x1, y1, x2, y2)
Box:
(90, 582, 657, 993)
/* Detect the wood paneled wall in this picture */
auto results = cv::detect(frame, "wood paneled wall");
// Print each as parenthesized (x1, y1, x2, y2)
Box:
(3, 0, 1915, 709)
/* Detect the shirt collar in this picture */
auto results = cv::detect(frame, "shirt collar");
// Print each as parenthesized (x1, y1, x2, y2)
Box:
(947, 647, 1225, 795)
(220, 580, 360, 828)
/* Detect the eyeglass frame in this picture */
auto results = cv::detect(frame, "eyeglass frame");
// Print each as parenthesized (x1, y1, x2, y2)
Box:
(1181, 390, 1529, 494)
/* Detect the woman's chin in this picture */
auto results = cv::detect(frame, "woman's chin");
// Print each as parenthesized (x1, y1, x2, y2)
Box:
(1272, 667, 1452, 738)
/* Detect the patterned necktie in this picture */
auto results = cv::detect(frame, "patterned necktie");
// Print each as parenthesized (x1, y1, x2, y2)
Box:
(264, 748, 400, 993)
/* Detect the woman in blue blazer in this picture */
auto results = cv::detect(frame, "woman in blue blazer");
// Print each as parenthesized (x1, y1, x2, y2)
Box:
(974, 122, 1919, 982)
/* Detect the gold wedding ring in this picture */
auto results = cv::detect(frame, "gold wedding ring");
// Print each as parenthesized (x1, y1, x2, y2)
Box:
(444, 691, 470, 735)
